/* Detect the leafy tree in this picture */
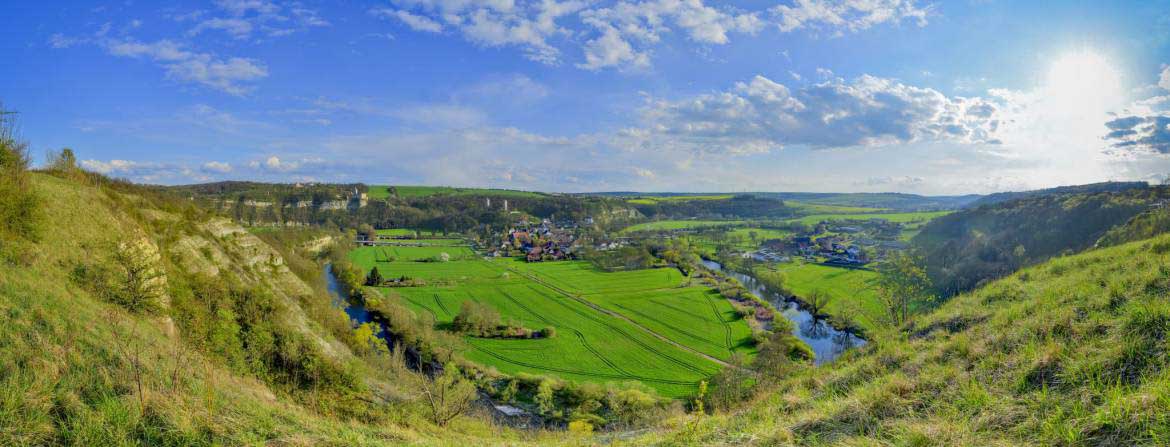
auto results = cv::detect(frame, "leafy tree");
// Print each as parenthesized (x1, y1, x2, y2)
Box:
(875, 252, 933, 326)
(451, 301, 500, 335)
(365, 266, 383, 286)
(535, 378, 558, 416)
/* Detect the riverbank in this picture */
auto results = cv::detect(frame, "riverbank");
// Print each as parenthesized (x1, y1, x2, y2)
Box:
(699, 258, 866, 364)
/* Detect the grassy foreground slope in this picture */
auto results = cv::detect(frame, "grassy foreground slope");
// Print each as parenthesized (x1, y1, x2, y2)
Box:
(0, 174, 561, 446)
(633, 233, 1170, 446)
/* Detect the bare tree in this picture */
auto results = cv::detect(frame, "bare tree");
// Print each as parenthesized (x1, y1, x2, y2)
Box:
(419, 364, 478, 426)
(805, 289, 833, 316)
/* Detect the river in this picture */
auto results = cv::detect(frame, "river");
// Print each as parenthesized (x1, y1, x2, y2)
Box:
(324, 264, 389, 342)
(700, 259, 865, 364)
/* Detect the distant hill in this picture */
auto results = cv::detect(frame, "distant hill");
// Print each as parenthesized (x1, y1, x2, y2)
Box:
(589, 191, 982, 212)
(913, 184, 1169, 295)
(964, 181, 1149, 208)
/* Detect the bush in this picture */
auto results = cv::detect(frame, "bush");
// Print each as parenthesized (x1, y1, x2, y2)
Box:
(540, 326, 557, 338)
(0, 108, 40, 242)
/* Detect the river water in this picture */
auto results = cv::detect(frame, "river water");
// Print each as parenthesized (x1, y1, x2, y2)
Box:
(324, 264, 388, 341)
(700, 259, 865, 364)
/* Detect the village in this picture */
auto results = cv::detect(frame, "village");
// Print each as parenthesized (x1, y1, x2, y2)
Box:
(747, 218, 913, 269)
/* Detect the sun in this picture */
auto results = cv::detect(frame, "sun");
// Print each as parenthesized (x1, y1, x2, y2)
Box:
(1042, 49, 1124, 121)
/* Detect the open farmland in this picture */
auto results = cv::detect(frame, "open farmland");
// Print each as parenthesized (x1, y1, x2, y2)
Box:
(771, 262, 883, 332)
(784, 201, 887, 214)
(783, 210, 952, 226)
(368, 185, 545, 199)
(621, 220, 746, 233)
(348, 251, 755, 397)
(350, 245, 477, 263)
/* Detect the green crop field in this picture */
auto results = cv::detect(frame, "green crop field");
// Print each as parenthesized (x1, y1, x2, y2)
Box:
(626, 195, 735, 205)
(769, 262, 883, 332)
(368, 185, 545, 199)
(348, 252, 756, 397)
(785, 201, 887, 214)
(350, 245, 477, 263)
(783, 210, 952, 226)
(621, 220, 746, 233)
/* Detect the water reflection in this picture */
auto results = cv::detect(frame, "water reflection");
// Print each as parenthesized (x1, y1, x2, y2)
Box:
(700, 259, 865, 364)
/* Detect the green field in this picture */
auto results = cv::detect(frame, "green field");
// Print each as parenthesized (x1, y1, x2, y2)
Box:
(785, 201, 887, 214)
(783, 210, 952, 226)
(626, 195, 735, 205)
(350, 245, 477, 263)
(348, 252, 755, 397)
(621, 220, 746, 233)
(368, 185, 545, 199)
(769, 262, 883, 332)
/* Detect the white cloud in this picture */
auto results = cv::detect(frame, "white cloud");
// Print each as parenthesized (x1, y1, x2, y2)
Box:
(579, 26, 651, 70)
(382, 0, 918, 70)
(1160, 65, 1170, 91)
(189, 18, 254, 39)
(374, 8, 444, 32)
(48, 33, 82, 48)
(772, 0, 930, 34)
(627, 74, 1003, 154)
(188, 0, 329, 39)
(202, 161, 233, 173)
(80, 159, 202, 183)
(104, 39, 268, 95)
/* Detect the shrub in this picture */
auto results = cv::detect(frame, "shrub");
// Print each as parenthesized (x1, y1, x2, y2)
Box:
(540, 326, 557, 338)
(0, 107, 40, 243)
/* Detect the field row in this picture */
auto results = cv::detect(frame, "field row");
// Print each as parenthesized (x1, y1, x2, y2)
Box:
(348, 247, 755, 397)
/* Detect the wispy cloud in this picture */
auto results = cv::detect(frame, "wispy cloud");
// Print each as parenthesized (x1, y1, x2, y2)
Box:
(104, 39, 268, 95)
(377, 0, 929, 71)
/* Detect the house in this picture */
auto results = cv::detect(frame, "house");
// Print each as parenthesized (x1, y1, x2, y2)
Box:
(526, 245, 544, 262)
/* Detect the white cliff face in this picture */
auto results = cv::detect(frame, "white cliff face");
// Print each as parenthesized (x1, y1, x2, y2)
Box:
(168, 217, 347, 359)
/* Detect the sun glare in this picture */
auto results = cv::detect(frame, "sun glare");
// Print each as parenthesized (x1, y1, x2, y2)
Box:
(1043, 49, 1124, 120)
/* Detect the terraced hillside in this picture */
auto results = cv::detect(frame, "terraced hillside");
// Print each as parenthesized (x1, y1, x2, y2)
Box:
(348, 247, 756, 397)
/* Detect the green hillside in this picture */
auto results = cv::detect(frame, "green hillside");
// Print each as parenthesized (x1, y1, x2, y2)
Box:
(0, 173, 555, 445)
(632, 233, 1170, 446)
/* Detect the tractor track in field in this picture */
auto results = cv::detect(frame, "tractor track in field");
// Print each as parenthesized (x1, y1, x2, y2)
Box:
(508, 267, 731, 370)
(432, 294, 452, 317)
(498, 289, 553, 325)
(573, 330, 637, 379)
(466, 343, 695, 386)
(702, 295, 735, 350)
(501, 288, 656, 380)
(613, 303, 726, 352)
(523, 284, 711, 377)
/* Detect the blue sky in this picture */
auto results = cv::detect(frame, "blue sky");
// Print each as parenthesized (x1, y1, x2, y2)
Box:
(2, 0, 1169, 194)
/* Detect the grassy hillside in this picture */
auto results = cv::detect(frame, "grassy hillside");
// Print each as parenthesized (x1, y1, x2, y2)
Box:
(0, 173, 556, 445)
(913, 187, 1167, 296)
(629, 233, 1170, 446)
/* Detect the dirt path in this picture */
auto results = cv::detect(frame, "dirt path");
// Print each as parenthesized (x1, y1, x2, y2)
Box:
(503, 265, 733, 368)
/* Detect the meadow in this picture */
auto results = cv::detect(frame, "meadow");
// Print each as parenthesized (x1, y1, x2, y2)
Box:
(783, 201, 887, 214)
(367, 185, 545, 199)
(621, 220, 746, 233)
(349, 245, 478, 262)
(768, 262, 883, 332)
(347, 249, 756, 397)
(626, 195, 734, 205)
(782, 210, 953, 226)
